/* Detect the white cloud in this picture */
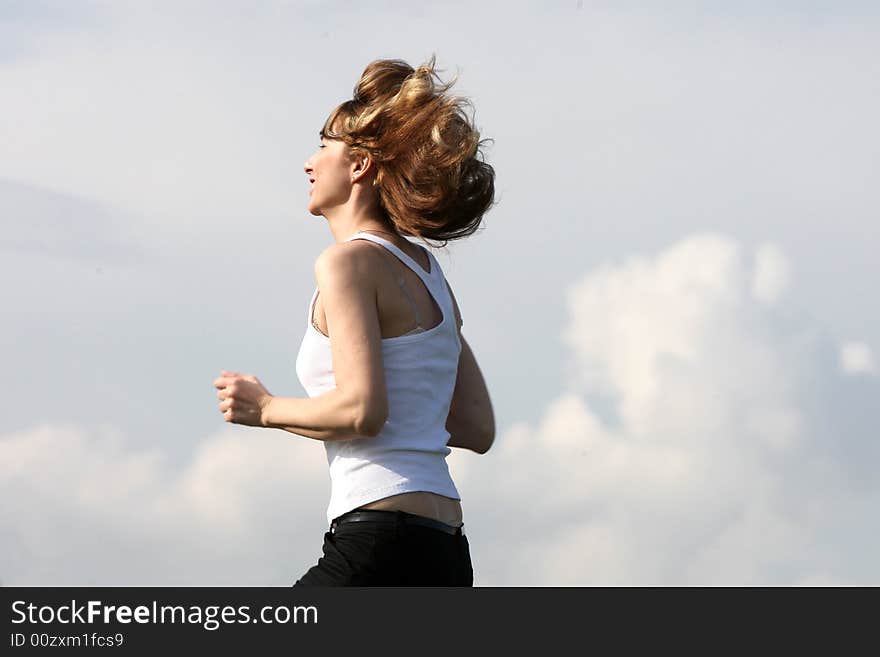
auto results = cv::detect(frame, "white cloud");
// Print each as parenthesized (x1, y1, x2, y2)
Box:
(450, 234, 879, 585)
(839, 341, 875, 375)
(752, 243, 790, 304)
(0, 423, 329, 585)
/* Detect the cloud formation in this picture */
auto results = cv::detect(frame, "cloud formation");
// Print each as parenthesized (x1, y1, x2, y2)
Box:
(449, 234, 879, 585)
(0, 423, 329, 585)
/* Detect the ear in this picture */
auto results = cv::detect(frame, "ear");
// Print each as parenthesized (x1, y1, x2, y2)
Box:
(350, 151, 373, 183)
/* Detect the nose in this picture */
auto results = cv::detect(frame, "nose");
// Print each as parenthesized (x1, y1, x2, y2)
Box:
(303, 160, 313, 176)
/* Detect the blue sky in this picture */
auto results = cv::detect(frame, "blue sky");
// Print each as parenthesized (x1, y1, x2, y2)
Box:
(1, 1, 878, 585)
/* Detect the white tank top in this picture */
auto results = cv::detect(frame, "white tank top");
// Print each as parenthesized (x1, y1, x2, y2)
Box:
(294, 231, 463, 524)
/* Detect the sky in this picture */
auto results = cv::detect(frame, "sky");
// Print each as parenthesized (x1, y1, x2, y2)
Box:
(1, 0, 878, 585)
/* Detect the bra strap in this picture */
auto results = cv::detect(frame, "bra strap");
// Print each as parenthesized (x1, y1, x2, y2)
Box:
(366, 242, 424, 329)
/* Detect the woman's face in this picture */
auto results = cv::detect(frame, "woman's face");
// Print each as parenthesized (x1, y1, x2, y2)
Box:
(303, 136, 353, 217)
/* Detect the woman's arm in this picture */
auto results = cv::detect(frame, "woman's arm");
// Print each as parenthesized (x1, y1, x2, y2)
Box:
(214, 243, 389, 440)
(213, 372, 380, 440)
(263, 389, 381, 441)
(216, 384, 383, 442)
(267, 244, 390, 439)
(446, 333, 495, 454)
(442, 275, 495, 456)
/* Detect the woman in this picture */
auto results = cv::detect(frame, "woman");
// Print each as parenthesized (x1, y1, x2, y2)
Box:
(212, 56, 495, 586)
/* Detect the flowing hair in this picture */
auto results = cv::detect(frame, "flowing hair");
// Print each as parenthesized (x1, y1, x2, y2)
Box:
(321, 55, 495, 247)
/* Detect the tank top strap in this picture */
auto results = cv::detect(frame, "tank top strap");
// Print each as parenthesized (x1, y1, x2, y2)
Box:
(345, 232, 439, 284)
(363, 244, 424, 328)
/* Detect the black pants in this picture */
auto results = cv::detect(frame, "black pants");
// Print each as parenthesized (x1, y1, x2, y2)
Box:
(293, 510, 473, 586)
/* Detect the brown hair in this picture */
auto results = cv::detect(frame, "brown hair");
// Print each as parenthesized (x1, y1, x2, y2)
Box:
(321, 55, 495, 247)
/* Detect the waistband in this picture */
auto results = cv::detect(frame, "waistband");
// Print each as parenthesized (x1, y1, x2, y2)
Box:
(330, 509, 464, 536)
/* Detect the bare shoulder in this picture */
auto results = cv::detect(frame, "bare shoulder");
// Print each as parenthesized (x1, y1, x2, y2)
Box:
(314, 240, 383, 283)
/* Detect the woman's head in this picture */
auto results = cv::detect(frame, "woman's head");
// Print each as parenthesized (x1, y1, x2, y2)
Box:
(306, 56, 495, 245)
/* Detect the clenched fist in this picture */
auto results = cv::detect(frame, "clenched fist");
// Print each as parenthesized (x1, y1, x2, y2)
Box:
(213, 370, 274, 427)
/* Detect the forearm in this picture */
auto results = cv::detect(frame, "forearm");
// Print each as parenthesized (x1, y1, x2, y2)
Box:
(446, 431, 491, 454)
(262, 388, 371, 441)
(445, 411, 494, 454)
(446, 431, 494, 454)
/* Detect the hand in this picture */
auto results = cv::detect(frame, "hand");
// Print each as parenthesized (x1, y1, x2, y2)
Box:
(213, 370, 273, 427)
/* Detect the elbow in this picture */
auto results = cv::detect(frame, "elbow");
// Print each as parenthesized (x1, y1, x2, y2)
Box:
(475, 410, 495, 454)
(354, 404, 388, 438)
(473, 430, 495, 454)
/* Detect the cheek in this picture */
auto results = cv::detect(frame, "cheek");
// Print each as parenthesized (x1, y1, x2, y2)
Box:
(323, 164, 347, 188)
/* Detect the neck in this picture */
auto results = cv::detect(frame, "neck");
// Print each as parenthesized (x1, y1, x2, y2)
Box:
(323, 197, 394, 244)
